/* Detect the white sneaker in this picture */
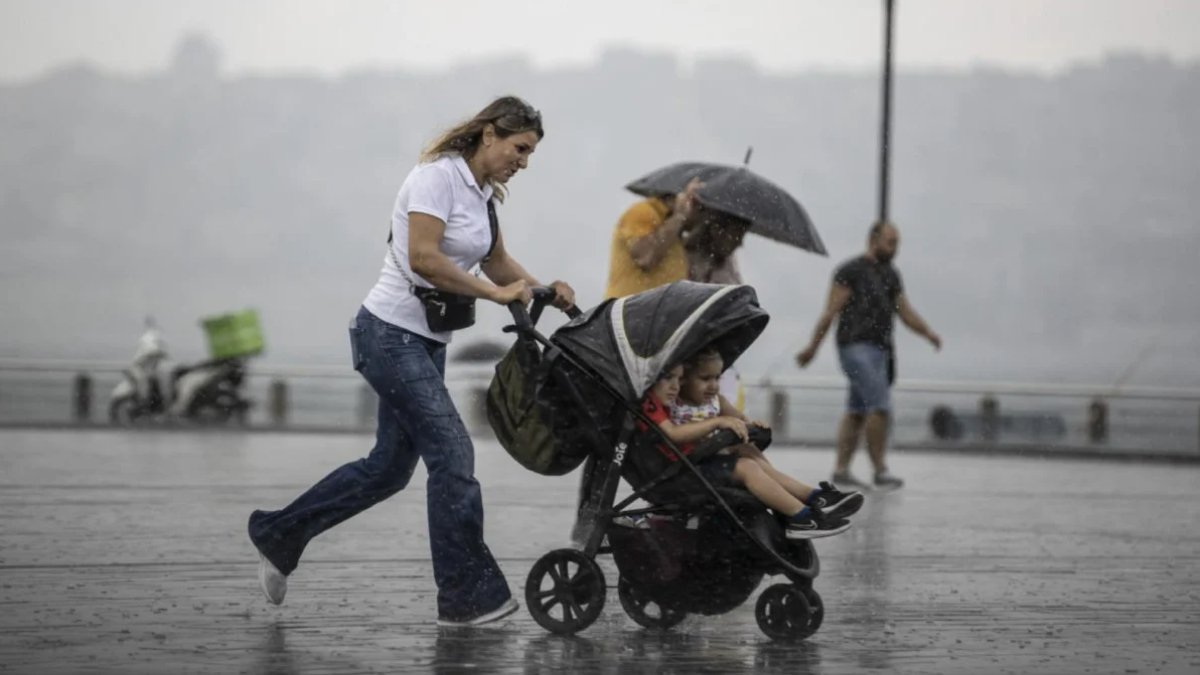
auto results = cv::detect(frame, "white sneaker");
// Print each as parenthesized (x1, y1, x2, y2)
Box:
(257, 552, 287, 605)
(436, 597, 519, 627)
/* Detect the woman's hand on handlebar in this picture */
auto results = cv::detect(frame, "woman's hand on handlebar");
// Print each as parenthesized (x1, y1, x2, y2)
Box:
(547, 280, 576, 309)
(491, 280, 532, 306)
(714, 416, 749, 442)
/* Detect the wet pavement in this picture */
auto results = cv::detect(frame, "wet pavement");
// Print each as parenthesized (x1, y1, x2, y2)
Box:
(1, 428, 1198, 674)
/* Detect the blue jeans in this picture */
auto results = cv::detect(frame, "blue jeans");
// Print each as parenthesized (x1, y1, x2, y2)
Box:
(248, 306, 511, 621)
(838, 342, 891, 414)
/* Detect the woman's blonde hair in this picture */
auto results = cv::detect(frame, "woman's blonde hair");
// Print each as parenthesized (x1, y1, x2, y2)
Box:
(419, 95, 544, 201)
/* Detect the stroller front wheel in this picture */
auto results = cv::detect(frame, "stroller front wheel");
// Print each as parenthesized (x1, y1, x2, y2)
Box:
(755, 583, 816, 641)
(525, 549, 607, 635)
(617, 576, 687, 630)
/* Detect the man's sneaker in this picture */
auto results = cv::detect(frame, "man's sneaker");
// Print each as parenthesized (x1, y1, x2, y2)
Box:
(257, 552, 287, 605)
(874, 470, 905, 490)
(437, 597, 520, 628)
(784, 511, 852, 540)
(809, 481, 865, 519)
(831, 470, 870, 489)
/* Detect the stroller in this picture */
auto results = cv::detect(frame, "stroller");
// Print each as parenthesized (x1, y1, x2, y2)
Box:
(488, 281, 824, 642)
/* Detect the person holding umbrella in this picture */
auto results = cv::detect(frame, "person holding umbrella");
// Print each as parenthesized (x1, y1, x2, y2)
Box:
(603, 177, 704, 299)
(608, 160, 828, 297)
(611, 160, 827, 411)
(795, 220, 941, 490)
(683, 205, 752, 285)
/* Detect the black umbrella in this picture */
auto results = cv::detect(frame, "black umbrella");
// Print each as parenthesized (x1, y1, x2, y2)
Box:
(623, 162, 729, 198)
(625, 162, 827, 256)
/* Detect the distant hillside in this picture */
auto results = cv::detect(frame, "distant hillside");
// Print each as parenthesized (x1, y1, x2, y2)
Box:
(1, 41, 1197, 387)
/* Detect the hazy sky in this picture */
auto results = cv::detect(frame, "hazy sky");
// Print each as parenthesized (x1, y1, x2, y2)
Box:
(2, 0, 1198, 82)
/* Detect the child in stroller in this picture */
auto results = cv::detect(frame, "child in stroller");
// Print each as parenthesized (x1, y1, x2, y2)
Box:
(643, 351, 862, 539)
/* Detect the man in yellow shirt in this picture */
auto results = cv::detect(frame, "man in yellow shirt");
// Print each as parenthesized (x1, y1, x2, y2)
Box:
(604, 178, 701, 299)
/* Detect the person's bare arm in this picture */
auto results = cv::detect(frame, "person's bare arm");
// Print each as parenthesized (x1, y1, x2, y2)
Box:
(796, 283, 852, 367)
(715, 391, 772, 427)
(897, 293, 942, 350)
(627, 178, 702, 271)
(481, 228, 536, 286)
(629, 212, 687, 270)
(717, 394, 770, 429)
(482, 228, 576, 309)
(658, 415, 748, 444)
(718, 394, 742, 419)
(408, 212, 529, 304)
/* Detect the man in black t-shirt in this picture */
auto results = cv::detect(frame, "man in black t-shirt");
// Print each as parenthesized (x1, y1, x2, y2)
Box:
(796, 221, 941, 489)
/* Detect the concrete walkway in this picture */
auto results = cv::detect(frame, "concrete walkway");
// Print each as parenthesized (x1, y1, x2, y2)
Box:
(1, 429, 1198, 674)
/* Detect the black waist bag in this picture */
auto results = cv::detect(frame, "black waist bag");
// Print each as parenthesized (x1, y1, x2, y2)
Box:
(389, 200, 499, 332)
(412, 286, 477, 332)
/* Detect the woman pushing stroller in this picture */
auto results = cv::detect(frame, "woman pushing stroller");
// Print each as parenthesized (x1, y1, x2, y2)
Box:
(643, 346, 864, 539)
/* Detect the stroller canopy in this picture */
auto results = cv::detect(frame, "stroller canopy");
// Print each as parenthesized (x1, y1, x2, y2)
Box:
(553, 281, 770, 402)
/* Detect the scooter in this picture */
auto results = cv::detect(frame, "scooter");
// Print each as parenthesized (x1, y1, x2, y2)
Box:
(109, 324, 252, 425)
(167, 357, 251, 424)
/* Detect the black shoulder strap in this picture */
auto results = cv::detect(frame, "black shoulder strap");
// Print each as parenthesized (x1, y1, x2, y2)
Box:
(483, 199, 499, 263)
(386, 200, 499, 263)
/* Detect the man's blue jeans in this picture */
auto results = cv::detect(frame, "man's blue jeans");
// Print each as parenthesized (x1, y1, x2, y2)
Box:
(248, 306, 511, 621)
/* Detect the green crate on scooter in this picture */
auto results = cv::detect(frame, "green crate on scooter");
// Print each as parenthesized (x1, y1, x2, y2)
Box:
(201, 310, 265, 360)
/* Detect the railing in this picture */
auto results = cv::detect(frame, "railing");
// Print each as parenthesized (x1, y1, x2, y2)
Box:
(1, 358, 1198, 459)
(744, 376, 1200, 458)
(0, 357, 494, 431)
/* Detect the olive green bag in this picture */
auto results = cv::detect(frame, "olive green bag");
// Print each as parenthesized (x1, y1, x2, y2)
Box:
(486, 342, 596, 476)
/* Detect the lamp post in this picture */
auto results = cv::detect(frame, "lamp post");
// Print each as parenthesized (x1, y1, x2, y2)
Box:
(878, 0, 896, 224)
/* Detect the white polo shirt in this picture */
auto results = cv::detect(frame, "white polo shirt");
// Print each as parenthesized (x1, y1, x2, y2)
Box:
(362, 154, 495, 343)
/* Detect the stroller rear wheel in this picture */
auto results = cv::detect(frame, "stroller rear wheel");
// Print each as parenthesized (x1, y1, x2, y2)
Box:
(617, 576, 687, 630)
(525, 549, 606, 635)
(755, 583, 817, 641)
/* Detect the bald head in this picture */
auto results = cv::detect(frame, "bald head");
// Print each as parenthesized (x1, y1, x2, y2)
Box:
(868, 221, 900, 263)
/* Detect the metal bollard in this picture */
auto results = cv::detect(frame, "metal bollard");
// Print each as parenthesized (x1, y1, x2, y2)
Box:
(269, 379, 288, 426)
(769, 390, 789, 442)
(73, 373, 92, 422)
(979, 394, 999, 442)
(1087, 398, 1108, 444)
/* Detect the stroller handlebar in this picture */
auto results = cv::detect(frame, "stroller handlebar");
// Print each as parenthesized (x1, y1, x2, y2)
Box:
(507, 287, 582, 332)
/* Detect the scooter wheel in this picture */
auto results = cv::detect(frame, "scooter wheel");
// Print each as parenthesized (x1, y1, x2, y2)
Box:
(108, 398, 140, 426)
